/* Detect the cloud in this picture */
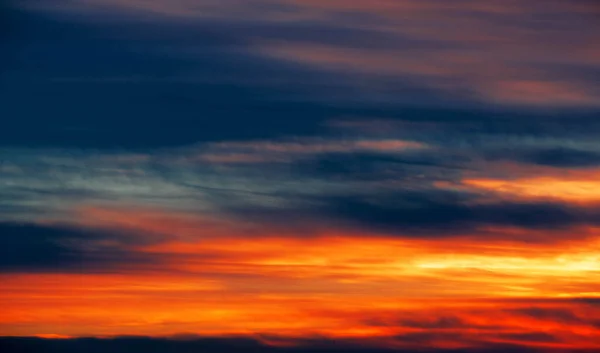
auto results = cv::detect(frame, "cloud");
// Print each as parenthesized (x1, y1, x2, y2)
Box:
(3, 0, 600, 152)
(192, 138, 429, 165)
(2, 0, 600, 347)
(0, 222, 162, 272)
(254, 0, 600, 108)
(0, 4, 356, 149)
(4, 136, 600, 242)
(0, 335, 597, 353)
(485, 147, 600, 168)
(2, 204, 600, 340)
(462, 175, 600, 203)
(224, 187, 600, 240)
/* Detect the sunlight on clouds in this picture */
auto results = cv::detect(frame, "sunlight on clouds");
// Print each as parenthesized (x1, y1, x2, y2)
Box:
(2, 210, 600, 347)
(2, 1, 600, 351)
(464, 177, 600, 202)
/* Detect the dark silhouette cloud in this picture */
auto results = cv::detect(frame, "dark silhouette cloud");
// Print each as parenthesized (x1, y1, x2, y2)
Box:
(0, 6, 336, 148)
(499, 147, 600, 168)
(225, 188, 600, 241)
(1, 3, 599, 150)
(0, 222, 161, 272)
(326, 196, 591, 231)
(291, 151, 468, 182)
(2, 0, 600, 347)
(2, 336, 595, 353)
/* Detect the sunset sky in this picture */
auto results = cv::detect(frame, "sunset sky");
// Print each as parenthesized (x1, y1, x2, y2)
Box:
(1, 1, 600, 352)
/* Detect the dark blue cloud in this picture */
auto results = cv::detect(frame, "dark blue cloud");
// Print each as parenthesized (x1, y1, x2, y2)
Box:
(292, 151, 469, 182)
(224, 188, 600, 240)
(0, 6, 454, 149)
(322, 194, 598, 234)
(2, 4, 599, 151)
(0, 7, 338, 148)
(489, 147, 600, 168)
(0, 222, 161, 272)
(2, 336, 597, 353)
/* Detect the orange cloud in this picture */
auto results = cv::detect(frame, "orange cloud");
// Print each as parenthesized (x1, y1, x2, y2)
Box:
(3, 205, 600, 351)
(463, 173, 600, 203)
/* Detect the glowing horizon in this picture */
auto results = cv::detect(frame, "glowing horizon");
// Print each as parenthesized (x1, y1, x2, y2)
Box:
(1, 1, 600, 352)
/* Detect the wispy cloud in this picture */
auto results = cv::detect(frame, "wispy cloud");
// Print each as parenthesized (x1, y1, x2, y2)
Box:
(12, 0, 600, 108)
(2, 1, 600, 350)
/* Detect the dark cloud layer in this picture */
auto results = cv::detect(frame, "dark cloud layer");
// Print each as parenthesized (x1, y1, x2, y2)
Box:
(1, 336, 596, 353)
(225, 189, 600, 240)
(0, 222, 160, 272)
(1, 0, 600, 345)
(1, 3, 599, 150)
(0, 7, 330, 148)
(486, 147, 600, 168)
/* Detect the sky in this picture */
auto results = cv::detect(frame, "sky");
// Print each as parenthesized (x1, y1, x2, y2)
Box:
(1, 0, 600, 352)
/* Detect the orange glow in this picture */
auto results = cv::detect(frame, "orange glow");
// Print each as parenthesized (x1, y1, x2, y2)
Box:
(4, 0, 600, 351)
(463, 176, 600, 202)
(3, 206, 600, 350)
